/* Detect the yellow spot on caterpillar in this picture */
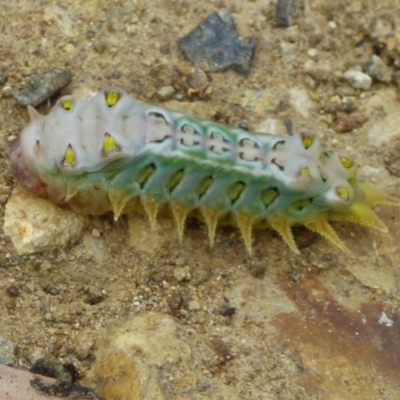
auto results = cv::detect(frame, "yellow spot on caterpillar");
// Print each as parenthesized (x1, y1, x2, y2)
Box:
(105, 91, 120, 107)
(299, 167, 309, 177)
(291, 199, 311, 212)
(228, 181, 246, 204)
(136, 164, 156, 188)
(336, 186, 349, 201)
(167, 169, 185, 192)
(63, 144, 75, 166)
(301, 134, 314, 149)
(103, 133, 119, 156)
(262, 188, 279, 207)
(340, 156, 353, 169)
(197, 176, 214, 199)
(61, 98, 73, 111)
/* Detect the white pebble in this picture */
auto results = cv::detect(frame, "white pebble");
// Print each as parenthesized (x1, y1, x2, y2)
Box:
(307, 48, 319, 60)
(328, 21, 337, 31)
(343, 69, 372, 90)
(3, 186, 87, 254)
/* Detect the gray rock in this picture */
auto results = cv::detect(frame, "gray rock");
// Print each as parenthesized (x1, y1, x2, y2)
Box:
(0, 337, 15, 366)
(178, 12, 255, 76)
(343, 69, 372, 90)
(157, 85, 175, 101)
(363, 55, 393, 84)
(12, 68, 72, 107)
(276, 0, 303, 27)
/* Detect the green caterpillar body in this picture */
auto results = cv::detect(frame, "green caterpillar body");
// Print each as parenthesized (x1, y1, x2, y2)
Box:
(9, 88, 398, 253)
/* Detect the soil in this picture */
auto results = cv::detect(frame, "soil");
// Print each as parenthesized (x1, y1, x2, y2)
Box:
(1, 1, 400, 399)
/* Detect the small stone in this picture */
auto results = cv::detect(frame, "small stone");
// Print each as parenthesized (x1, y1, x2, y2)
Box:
(328, 21, 337, 31)
(6, 285, 20, 297)
(3, 186, 86, 254)
(11, 68, 72, 107)
(1, 86, 12, 97)
(173, 266, 191, 282)
(307, 48, 319, 60)
(168, 292, 184, 311)
(63, 43, 77, 54)
(28, 348, 46, 365)
(363, 55, 392, 84)
(178, 12, 255, 76)
(276, 0, 301, 27)
(30, 358, 58, 378)
(221, 303, 237, 316)
(289, 87, 315, 118)
(43, 284, 61, 296)
(157, 85, 175, 101)
(188, 300, 201, 311)
(91, 228, 101, 238)
(74, 333, 94, 361)
(0, 74, 7, 85)
(0, 337, 16, 366)
(334, 112, 368, 133)
(343, 69, 372, 90)
(84, 287, 106, 305)
(370, 18, 393, 41)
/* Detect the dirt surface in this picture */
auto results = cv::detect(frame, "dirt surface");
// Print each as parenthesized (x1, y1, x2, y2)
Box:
(1, 1, 400, 399)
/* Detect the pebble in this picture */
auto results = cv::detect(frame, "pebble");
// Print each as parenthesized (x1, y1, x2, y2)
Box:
(289, 87, 315, 119)
(178, 11, 255, 76)
(0, 74, 7, 85)
(307, 48, 319, 60)
(157, 85, 175, 101)
(6, 285, 20, 297)
(90, 313, 238, 399)
(12, 68, 72, 107)
(363, 55, 392, 83)
(0, 337, 16, 366)
(188, 300, 201, 311)
(3, 186, 86, 254)
(343, 69, 372, 90)
(74, 333, 95, 361)
(173, 266, 191, 282)
(275, 0, 296, 27)
(370, 18, 393, 41)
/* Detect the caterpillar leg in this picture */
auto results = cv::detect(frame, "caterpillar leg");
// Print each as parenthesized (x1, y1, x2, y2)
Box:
(304, 213, 350, 253)
(267, 214, 300, 255)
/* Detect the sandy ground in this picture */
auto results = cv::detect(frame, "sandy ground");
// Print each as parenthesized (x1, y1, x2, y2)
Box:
(1, 0, 400, 399)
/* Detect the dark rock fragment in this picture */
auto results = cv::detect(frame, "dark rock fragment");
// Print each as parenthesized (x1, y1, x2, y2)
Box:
(276, 0, 304, 27)
(178, 12, 255, 76)
(12, 68, 72, 107)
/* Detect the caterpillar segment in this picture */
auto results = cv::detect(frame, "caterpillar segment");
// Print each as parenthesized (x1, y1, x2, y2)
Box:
(10, 87, 399, 254)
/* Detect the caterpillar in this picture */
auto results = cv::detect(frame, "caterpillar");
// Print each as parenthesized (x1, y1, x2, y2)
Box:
(9, 87, 398, 254)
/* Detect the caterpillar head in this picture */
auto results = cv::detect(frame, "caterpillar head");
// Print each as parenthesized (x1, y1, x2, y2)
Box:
(9, 106, 48, 196)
